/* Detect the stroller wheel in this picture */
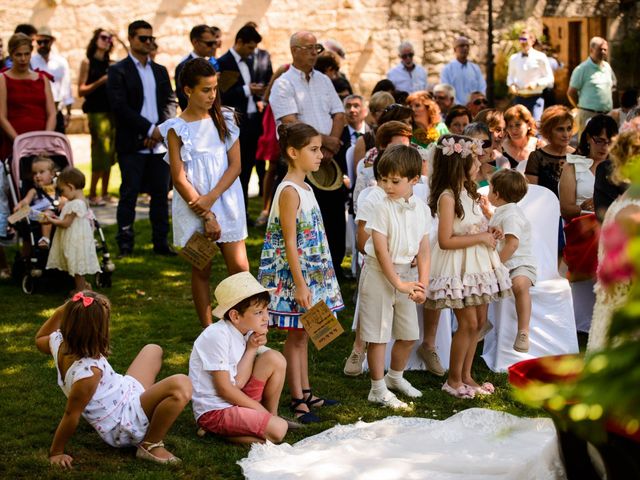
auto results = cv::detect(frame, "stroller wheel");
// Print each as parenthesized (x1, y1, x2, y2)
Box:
(21, 274, 35, 295)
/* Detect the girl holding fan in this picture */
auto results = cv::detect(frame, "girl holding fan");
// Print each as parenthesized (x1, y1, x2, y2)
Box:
(258, 123, 343, 423)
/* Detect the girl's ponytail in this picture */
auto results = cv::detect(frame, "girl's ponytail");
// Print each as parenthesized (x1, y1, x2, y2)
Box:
(278, 122, 319, 164)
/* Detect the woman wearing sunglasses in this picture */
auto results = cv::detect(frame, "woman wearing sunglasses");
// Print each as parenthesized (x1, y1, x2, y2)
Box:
(78, 29, 117, 207)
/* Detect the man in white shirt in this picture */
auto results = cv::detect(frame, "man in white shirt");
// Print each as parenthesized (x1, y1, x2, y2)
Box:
(270, 31, 348, 276)
(506, 30, 554, 121)
(440, 36, 486, 106)
(387, 42, 428, 93)
(107, 20, 176, 257)
(174, 25, 218, 111)
(31, 26, 73, 133)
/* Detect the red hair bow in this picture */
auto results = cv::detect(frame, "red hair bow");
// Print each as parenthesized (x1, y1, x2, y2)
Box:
(72, 292, 94, 307)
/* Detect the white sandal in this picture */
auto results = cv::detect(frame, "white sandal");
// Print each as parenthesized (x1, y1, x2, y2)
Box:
(136, 441, 181, 465)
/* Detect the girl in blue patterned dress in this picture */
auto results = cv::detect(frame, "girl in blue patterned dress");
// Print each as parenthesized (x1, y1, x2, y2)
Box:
(258, 123, 343, 423)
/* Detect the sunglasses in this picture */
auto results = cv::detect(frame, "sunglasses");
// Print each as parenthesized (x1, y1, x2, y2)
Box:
(473, 98, 489, 106)
(434, 95, 449, 101)
(99, 34, 113, 42)
(293, 43, 324, 54)
(137, 35, 156, 43)
(199, 39, 217, 47)
(400, 53, 414, 59)
(518, 36, 528, 42)
(383, 103, 405, 113)
(481, 139, 492, 149)
(36, 39, 51, 46)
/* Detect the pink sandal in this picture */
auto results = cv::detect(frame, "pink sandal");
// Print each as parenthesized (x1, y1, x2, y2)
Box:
(465, 382, 495, 395)
(441, 382, 475, 399)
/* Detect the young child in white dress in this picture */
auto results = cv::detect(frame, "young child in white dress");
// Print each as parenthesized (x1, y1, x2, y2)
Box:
(35, 291, 192, 467)
(358, 144, 431, 409)
(426, 135, 512, 399)
(487, 169, 536, 352)
(45, 167, 100, 292)
(159, 57, 249, 328)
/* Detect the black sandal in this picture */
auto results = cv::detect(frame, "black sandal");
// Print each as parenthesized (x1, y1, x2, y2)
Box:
(303, 388, 339, 408)
(290, 397, 321, 424)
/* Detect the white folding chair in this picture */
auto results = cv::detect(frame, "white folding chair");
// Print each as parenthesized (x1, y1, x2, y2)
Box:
(482, 184, 579, 372)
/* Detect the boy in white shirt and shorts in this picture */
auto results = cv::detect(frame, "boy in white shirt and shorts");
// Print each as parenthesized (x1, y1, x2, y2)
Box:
(189, 272, 289, 443)
(487, 169, 537, 352)
(357, 144, 431, 410)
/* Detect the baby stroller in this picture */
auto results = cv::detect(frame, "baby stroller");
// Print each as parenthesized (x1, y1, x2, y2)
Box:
(3, 131, 115, 294)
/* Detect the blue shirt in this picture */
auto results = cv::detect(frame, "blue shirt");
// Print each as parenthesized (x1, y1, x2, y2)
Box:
(440, 59, 486, 105)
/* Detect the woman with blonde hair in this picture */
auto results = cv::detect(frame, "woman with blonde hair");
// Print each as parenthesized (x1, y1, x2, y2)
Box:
(406, 90, 448, 148)
(501, 104, 539, 171)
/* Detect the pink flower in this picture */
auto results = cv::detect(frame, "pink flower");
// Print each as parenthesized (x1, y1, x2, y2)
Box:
(454, 143, 463, 153)
(597, 222, 635, 287)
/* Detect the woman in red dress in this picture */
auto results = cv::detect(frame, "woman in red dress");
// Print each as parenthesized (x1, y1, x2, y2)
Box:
(0, 33, 56, 159)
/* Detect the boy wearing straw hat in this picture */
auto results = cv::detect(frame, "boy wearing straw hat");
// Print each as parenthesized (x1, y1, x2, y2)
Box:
(189, 272, 289, 444)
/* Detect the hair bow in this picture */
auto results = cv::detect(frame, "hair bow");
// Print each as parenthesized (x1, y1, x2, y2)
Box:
(72, 292, 94, 307)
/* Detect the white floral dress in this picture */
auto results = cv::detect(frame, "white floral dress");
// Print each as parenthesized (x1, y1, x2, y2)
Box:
(426, 189, 512, 309)
(158, 111, 247, 246)
(46, 199, 100, 276)
(49, 331, 149, 447)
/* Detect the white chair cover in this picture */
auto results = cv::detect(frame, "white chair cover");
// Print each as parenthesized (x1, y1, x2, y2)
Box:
(482, 184, 579, 372)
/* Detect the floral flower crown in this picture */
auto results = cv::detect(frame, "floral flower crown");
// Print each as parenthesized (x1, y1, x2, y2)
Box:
(437, 137, 484, 158)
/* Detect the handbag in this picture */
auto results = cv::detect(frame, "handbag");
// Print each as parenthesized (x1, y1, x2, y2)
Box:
(562, 213, 600, 281)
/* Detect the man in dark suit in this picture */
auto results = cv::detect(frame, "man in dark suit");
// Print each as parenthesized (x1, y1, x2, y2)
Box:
(107, 20, 176, 257)
(216, 25, 264, 218)
(174, 25, 218, 111)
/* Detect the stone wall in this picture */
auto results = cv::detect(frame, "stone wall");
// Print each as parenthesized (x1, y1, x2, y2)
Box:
(1, 0, 635, 103)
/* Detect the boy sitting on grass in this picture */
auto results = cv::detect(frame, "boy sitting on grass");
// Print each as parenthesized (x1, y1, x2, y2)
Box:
(189, 272, 289, 443)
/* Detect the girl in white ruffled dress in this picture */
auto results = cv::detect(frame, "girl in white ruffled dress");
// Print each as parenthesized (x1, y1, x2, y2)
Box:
(426, 135, 512, 398)
(159, 58, 249, 327)
(45, 167, 100, 292)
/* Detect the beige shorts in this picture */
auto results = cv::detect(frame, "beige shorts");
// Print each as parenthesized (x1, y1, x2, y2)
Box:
(510, 264, 537, 286)
(358, 256, 420, 343)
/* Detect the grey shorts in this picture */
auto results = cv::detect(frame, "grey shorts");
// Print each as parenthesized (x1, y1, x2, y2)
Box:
(510, 264, 537, 286)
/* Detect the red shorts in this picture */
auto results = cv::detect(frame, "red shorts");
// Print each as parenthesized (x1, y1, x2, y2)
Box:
(197, 376, 271, 439)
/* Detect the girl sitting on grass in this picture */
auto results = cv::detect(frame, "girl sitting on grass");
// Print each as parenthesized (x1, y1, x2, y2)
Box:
(35, 291, 192, 468)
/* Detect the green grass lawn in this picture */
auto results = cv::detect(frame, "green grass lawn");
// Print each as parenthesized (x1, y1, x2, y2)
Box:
(0, 196, 540, 479)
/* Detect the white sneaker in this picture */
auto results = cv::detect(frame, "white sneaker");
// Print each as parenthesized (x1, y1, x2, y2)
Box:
(384, 374, 423, 398)
(368, 388, 410, 410)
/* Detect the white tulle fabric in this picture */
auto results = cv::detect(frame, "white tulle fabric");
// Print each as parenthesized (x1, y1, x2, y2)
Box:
(158, 113, 246, 246)
(239, 408, 566, 480)
(46, 199, 100, 276)
(587, 196, 640, 351)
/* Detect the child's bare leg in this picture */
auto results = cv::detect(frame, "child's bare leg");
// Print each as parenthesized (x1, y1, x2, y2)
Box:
(299, 333, 310, 391)
(447, 307, 477, 389)
(512, 276, 532, 332)
(218, 240, 250, 275)
(126, 344, 163, 388)
(40, 224, 52, 243)
(389, 339, 415, 372)
(283, 330, 310, 413)
(191, 262, 213, 327)
(353, 323, 366, 353)
(138, 374, 192, 460)
(367, 342, 386, 381)
(421, 307, 440, 349)
(461, 306, 483, 387)
(252, 349, 287, 415)
(73, 275, 88, 292)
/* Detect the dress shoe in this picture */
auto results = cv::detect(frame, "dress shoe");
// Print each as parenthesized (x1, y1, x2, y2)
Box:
(153, 245, 177, 256)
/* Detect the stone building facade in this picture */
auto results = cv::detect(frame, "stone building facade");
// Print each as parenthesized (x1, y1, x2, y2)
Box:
(1, 0, 637, 104)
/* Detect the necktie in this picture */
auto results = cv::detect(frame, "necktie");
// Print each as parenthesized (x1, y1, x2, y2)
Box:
(353, 131, 363, 139)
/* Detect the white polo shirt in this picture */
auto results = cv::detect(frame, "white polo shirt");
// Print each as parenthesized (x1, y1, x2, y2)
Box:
(489, 203, 536, 271)
(188, 319, 251, 419)
(270, 65, 344, 135)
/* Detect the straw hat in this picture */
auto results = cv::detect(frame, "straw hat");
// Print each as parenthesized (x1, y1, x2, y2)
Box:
(212, 272, 274, 319)
(306, 158, 343, 191)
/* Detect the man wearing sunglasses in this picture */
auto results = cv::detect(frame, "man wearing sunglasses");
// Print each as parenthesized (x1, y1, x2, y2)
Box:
(567, 36, 617, 138)
(175, 25, 219, 111)
(440, 36, 486, 106)
(31, 26, 73, 133)
(107, 20, 176, 257)
(466, 91, 489, 118)
(506, 30, 554, 121)
(386, 41, 427, 93)
(217, 25, 265, 217)
(270, 30, 348, 276)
